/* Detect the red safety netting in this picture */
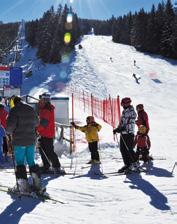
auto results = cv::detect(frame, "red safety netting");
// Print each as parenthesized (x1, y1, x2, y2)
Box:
(66, 87, 121, 128)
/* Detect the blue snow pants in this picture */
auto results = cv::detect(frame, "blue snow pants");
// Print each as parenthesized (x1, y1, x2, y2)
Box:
(14, 145, 35, 167)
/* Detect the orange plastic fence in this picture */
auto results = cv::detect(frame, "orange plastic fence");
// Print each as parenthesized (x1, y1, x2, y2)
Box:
(66, 87, 121, 128)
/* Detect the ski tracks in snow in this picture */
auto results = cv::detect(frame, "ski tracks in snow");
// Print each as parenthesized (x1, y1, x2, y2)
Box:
(68, 46, 108, 99)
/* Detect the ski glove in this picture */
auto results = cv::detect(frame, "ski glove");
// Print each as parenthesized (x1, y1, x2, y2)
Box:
(71, 122, 76, 127)
(113, 127, 124, 134)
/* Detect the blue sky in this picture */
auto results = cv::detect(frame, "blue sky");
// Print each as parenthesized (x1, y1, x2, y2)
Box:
(0, 0, 170, 23)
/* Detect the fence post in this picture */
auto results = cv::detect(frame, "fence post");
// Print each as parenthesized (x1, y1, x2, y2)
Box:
(70, 93, 75, 154)
(83, 90, 85, 112)
(117, 95, 121, 123)
(91, 93, 94, 116)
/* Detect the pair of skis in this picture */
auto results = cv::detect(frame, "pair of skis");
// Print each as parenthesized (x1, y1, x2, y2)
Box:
(81, 163, 147, 176)
(0, 184, 66, 204)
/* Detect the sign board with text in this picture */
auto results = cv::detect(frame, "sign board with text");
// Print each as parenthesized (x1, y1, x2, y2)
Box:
(0, 66, 10, 88)
(3, 85, 21, 97)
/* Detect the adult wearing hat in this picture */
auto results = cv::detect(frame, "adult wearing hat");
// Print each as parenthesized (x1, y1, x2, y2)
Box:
(113, 97, 137, 173)
(37, 93, 61, 174)
(6, 96, 41, 193)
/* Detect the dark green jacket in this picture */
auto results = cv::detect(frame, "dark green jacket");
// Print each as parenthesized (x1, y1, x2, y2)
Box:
(6, 102, 39, 146)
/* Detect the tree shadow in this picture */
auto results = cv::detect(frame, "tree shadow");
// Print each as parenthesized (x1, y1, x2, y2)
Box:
(21, 49, 77, 95)
(125, 173, 171, 211)
(142, 52, 177, 66)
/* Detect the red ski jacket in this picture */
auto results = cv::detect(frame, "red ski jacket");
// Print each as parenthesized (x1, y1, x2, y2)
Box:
(37, 104, 55, 138)
(0, 106, 8, 128)
(135, 110, 150, 134)
(134, 133, 151, 149)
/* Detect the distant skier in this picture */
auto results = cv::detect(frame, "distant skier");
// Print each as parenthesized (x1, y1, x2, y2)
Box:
(133, 73, 141, 84)
(134, 125, 151, 163)
(110, 57, 113, 62)
(113, 97, 138, 173)
(71, 116, 102, 164)
(78, 44, 83, 49)
(134, 60, 136, 66)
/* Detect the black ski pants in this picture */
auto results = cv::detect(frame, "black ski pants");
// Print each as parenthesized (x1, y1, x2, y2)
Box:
(136, 147, 150, 162)
(3, 136, 8, 154)
(39, 136, 60, 169)
(88, 141, 100, 161)
(119, 133, 137, 167)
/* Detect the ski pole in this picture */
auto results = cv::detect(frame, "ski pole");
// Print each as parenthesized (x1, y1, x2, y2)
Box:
(39, 146, 54, 173)
(171, 162, 177, 175)
(98, 142, 104, 174)
(115, 133, 120, 148)
(73, 151, 78, 176)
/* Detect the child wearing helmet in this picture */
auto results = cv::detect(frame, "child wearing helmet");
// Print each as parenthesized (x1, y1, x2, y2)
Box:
(71, 116, 102, 164)
(134, 125, 151, 163)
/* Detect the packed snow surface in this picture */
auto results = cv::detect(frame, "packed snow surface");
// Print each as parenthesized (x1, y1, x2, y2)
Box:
(0, 34, 177, 224)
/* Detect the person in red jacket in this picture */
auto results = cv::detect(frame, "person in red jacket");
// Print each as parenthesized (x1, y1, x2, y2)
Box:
(0, 104, 9, 158)
(135, 104, 150, 134)
(134, 125, 151, 163)
(37, 93, 61, 174)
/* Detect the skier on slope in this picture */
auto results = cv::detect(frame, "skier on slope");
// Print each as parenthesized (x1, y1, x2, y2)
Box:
(71, 116, 102, 164)
(113, 97, 138, 173)
(6, 96, 41, 193)
(134, 125, 151, 163)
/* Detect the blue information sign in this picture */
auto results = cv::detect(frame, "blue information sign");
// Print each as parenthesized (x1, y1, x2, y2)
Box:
(10, 67, 23, 87)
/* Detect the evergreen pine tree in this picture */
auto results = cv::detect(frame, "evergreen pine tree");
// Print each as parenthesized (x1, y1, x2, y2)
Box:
(160, 0, 175, 57)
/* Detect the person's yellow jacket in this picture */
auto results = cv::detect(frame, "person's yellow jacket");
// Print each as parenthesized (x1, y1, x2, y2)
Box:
(76, 123, 102, 143)
(9, 98, 15, 108)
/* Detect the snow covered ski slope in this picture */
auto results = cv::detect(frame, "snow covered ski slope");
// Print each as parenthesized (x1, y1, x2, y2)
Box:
(0, 35, 177, 224)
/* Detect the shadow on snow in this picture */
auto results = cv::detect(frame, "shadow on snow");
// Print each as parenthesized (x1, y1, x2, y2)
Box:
(0, 174, 59, 224)
(124, 173, 171, 211)
(71, 164, 107, 180)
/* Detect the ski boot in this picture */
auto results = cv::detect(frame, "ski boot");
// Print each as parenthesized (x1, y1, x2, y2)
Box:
(53, 167, 66, 176)
(118, 165, 128, 173)
(30, 164, 44, 193)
